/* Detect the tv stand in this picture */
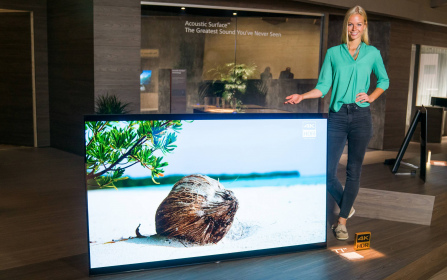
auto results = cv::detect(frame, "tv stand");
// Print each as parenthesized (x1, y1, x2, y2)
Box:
(384, 106, 427, 181)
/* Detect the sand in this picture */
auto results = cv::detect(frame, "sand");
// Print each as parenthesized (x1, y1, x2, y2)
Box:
(87, 184, 326, 269)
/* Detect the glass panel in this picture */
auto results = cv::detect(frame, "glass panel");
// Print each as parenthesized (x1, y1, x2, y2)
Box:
(416, 45, 447, 106)
(235, 16, 321, 113)
(141, 6, 322, 113)
(141, 7, 237, 113)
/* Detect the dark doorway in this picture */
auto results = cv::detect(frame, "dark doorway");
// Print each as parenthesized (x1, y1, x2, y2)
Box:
(0, 11, 34, 146)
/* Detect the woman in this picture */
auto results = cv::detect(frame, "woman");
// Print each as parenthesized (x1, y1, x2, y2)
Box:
(285, 6, 389, 240)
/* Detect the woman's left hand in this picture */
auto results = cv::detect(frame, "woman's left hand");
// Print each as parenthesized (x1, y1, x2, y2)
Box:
(356, 92, 370, 103)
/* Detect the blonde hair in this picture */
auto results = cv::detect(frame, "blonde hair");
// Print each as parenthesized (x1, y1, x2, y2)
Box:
(341, 6, 369, 45)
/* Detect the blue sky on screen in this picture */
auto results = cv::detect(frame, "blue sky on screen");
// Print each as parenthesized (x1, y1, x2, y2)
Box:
(140, 70, 152, 85)
(124, 119, 327, 177)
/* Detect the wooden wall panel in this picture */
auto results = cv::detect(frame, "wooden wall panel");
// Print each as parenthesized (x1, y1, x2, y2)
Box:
(47, 0, 141, 155)
(0, 0, 50, 147)
(47, 0, 94, 155)
(93, 0, 141, 113)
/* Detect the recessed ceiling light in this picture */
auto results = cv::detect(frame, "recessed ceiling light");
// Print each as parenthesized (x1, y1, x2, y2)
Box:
(181, 7, 186, 10)
(233, 12, 237, 16)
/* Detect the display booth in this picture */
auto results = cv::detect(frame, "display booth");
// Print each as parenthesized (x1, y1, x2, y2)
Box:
(84, 113, 327, 275)
(140, 4, 323, 114)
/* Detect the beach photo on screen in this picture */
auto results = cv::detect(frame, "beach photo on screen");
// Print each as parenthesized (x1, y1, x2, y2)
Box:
(85, 117, 327, 269)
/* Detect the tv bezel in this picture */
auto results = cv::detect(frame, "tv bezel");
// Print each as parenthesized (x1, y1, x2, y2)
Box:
(84, 113, 328, 275)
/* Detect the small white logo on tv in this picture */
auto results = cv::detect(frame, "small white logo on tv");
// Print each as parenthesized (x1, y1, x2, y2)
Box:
(303, 121, 317, 138)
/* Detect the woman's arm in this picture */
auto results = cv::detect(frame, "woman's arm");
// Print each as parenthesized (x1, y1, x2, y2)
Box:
(285, 49, 332, 105)
(357, 49, 389, 104)
(356, 87, 384, 103)
(284, 89, 323, 104)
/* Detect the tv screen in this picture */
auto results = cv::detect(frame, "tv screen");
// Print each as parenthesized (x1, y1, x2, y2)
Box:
(140, 70, 152, 92)
(85, 113, 327, 275)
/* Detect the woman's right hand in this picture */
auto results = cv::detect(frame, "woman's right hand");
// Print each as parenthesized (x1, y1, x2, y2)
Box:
(284, 94, 303, 104)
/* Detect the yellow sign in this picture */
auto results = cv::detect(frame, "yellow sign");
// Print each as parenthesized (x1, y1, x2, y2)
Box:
(354, 232, 371, 251)
(141, 49, 159, 58)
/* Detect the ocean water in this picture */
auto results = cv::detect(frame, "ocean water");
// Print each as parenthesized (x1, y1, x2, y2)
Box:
(104, 175, 326, 192)
(218, 175, 326, 189)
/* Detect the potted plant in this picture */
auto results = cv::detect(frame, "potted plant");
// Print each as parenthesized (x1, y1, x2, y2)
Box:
(95, 93, 131, 114)
(208, 63, 257, 110)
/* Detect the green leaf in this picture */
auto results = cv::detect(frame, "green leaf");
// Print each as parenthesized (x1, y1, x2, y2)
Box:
(112, 168, 125, 179)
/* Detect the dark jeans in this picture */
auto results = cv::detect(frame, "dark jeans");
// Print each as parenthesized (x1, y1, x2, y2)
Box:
(328, 103, 373, 219)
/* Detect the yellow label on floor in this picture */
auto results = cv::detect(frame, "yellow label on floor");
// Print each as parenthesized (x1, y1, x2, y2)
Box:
(354, 232, 371, 250)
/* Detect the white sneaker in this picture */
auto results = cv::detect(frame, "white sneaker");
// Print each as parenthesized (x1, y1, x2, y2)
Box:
(332, 224, 349, 240)
(348, 207, 355, 219)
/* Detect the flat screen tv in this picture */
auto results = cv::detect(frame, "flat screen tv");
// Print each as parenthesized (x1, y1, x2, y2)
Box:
(84, 113, 327, 275)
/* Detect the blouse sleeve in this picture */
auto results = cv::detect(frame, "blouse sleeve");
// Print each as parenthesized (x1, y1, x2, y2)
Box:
(315, 49, 333, 97)
(373, 50, 390, 91)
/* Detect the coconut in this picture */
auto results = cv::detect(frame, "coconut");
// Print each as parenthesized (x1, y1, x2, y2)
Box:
(155, 174, 238, 245)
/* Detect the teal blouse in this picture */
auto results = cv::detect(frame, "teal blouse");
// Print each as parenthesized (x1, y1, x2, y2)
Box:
(315, 42, 390, 112)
